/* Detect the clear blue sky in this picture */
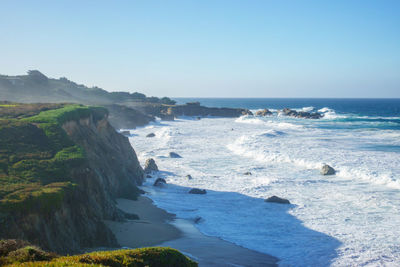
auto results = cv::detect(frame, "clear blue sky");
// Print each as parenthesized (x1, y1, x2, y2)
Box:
(1, 0, 399, 97)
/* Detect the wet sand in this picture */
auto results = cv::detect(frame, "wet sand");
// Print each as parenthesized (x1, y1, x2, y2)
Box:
(106, 197, 278, 267)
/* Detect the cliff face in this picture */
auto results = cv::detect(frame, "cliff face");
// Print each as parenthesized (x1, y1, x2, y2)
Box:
(0, 104, 144, 254)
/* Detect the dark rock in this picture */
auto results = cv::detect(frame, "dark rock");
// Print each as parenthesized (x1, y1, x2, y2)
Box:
(194, 216, 202, 223)
(244, 172, 252, 175)
(156, 103, 251, 118)
(189, 188, 207, 194)
(146, 174, 152, 178)
(153, 178, 166, 186)
(242, 110, 253, 116)
(321, 164, 336, 175)
(144, 158, 158, 173)
(281, 108, 322, 119)
(255, 109, 272, 116)
(186, 175, 193, 180)
(146, 133, 155, 138)
(169, 152, 182, 158)
(282, 108, 298, 117)
(265, 196, 290, 204)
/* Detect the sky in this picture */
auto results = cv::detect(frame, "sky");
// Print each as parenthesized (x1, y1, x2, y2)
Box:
(1, 0, 399, 98)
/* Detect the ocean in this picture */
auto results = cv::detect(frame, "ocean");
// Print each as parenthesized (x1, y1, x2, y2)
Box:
(127, 98, 400, 266)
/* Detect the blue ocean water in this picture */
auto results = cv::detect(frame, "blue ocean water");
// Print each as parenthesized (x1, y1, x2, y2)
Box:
(129, 98, 400, 266)
(174, 98, 400, 117)
(175, 97, 400, 131)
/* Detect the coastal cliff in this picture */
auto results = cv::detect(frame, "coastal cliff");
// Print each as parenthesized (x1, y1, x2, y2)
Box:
(0, 103, 144, 253)
(125, 101, 252, 120)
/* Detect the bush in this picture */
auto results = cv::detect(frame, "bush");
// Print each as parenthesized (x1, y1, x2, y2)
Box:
(0, 244, 198, 267)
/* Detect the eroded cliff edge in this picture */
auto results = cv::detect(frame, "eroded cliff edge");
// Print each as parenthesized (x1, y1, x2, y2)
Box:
(0, 103, 144, 253)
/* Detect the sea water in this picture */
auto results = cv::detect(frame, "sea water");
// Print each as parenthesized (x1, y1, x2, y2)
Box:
(127, 98, 400, 266)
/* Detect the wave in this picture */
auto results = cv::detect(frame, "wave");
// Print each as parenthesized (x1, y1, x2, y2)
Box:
(235, 116, 264, 124)
(301, 106, 314, 112)
(260, 130, 286, 137)
(317, 107, 348, 119)
(227, 133, 400, 189)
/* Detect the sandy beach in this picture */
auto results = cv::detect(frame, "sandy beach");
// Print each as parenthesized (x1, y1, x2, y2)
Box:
(106, 197, 278, 267)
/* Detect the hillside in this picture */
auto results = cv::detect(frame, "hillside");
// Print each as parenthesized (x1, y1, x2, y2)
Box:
(0, 71, 252, 127)
(0, 70, 175, 106)
(0, 103, 144, 253)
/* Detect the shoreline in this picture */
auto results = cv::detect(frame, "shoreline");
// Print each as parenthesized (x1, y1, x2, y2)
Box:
(106, 196, 278, 267)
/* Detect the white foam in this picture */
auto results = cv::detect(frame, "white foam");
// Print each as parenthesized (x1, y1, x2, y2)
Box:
(129, 115, 400, 266)
(301, 106, 314, 112)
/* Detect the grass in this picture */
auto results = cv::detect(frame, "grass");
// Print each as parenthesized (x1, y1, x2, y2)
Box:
(0, 240, 197, 267)
(0, 103, 108, 213)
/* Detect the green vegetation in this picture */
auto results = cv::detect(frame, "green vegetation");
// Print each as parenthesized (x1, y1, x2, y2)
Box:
(0, 103, 107, 213)
(0, 240, 197, 267)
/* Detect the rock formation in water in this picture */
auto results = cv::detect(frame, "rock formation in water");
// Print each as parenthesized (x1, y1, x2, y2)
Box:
(281, 108, 322, 119)
(189, 188, 207, 194)
(321, 164, 336, 175)
(255, 109, 273, 116)
(144, 158, 159, 173)
(265, 196, 291, 204)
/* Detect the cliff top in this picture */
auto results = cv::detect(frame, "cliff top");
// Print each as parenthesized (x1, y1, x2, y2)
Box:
(0, 103, 107, 214)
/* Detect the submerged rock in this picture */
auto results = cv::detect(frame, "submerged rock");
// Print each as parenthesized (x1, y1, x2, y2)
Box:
(265, 196, 290, 204)
(255, 109, 272, 116)
(144, 158, 158, 173)
(189, 188, 207, 194)
(194, 216, 203, 223)
(153, 178, 166, 186)
(321, 164, 336, 175)
(146, 174, 152, 178)
(169, 152, 182, 158)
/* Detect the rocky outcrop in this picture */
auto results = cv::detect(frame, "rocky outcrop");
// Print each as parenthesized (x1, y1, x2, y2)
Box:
(144, 158, 158, 173)
(146, 133, 155, 138)
(256, 109, 272, 116)
(321, 164, 335, 175)
(265, 196, 290, 204)
(244, 172, 252, 175)
(281, 108, 322, 119)
(169, 152, 182, 158)
(131, 102, 251, 118)
(189, 188, 207, 194)
(153, 178, 166, 186)
(105, 104, 155, 130)
(186, 175, 193, 180)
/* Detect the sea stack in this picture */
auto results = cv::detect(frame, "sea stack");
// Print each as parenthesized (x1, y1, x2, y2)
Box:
(144, 158, 158, 173)
(321, 164, 336, 175)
